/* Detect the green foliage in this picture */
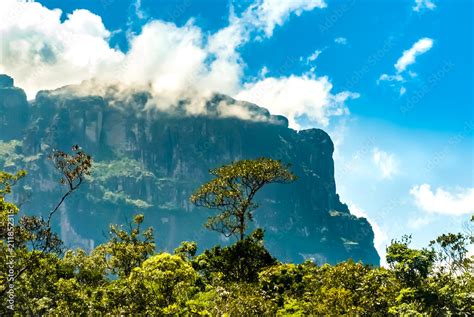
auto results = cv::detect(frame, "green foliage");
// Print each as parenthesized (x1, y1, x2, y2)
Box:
(1, 160, 473, 315)
(259, 263, 307, 306)
(127, 253, 198, 314)
(386, 235, 436, 287)
(194, 229, 276, 283)
(0, 169, 26, 197)
(97, 213, 155, 278)
(49, 144, 92, 191)
(191, 158, 296, 240)
(91, 158, 155, 182)
(430, 231, 473, 274)
(174, 241, 198, 261)
(88, 158, 156, 209)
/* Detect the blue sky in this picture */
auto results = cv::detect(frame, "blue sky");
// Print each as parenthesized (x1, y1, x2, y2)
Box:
(1, 0, 473, 263)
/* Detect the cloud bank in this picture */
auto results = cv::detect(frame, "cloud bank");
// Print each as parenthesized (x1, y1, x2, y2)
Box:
(0, 0, 357, 130)
(0, 2, 123, 95)
(236, 74, 359, 129)
(410, 184, 474, 216)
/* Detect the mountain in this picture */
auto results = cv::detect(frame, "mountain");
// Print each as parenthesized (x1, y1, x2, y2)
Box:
(0, 74, 380, 265)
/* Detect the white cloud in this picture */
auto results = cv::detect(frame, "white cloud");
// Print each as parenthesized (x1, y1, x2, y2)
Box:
(307, 49, 322, 62)
(372, 148, 398, 179)
(0, 0, 240, 105)
(0, 1, 124, 97)
(0, 0, 325, 99)
(0, 0, 356, 130)
(410, 184, 474, 216)
(378, 37, 433, 94)
(413, 0, 436, 12)
(349, 203, 388, 266)
(247, 0, 327, 37)
(407, 216, 432, 229)
(132, 0, 147, 21)
(0, 0, 355, 128)
(395, 38, 433, 73)
(334, 37, 348, 45)
(207, 0, 327, 57)
(378, 74, 404, 83)
(235, 74, 359, 129)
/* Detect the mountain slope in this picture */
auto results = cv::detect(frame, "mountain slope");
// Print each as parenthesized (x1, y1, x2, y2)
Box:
(0, 74, 379, 265)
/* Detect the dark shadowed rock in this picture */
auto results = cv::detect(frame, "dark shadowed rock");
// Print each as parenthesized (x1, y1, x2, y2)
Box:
(0, 75, 29, 140)
(0, 74, 14, 88)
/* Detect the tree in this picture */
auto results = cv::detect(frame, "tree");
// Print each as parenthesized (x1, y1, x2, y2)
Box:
(20, 144, 93, 255)
(386, 235, 435, 287)
(127, 253, 198, 314)
(174, 241, 198, 261)
(190, 158, 296, 240)
(0, 145, 92, 302)
(430, 232, 472, 274)
(429, 216, 474, 275)
(47, 144, 92, 226)
(193, 229, 276, 283)
(0, 170, 26, 243)
(97, 214, 155, 278)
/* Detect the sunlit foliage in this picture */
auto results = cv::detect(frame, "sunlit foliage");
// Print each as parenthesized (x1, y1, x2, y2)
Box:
(0, 155, 472, 315)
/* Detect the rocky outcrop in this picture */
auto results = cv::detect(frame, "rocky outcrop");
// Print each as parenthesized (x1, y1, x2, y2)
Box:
(0, 75, 29, 140)
(0, 76, 380, 265)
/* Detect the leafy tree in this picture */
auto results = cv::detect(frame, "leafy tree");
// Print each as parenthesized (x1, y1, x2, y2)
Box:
(0, 170, 63, 311)
(429, 230, 473, 274)
(190, 158, 296, 240)
(96, 214, 155, 278)
(0, 146, 91, 300)
(194, 228, 276, 283)
(261, 261, 398, 316)
(174, 241, 198, 261)
(386, 235, 436, 287)
(2, 149, 474, 315)
(259, 262, 307, 306)
(0, 170, 26, 308)
(0, 170, 26, 196)
(47, 144, 92, 225)
(0, 170, 26, 245)
(126, 253, 198, 314)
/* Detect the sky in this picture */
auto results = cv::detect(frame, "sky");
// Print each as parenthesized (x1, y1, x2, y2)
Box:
(0, 0, 473, 264)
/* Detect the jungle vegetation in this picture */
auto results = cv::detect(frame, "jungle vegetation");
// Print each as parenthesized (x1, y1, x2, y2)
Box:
(0, 146, 472, 316)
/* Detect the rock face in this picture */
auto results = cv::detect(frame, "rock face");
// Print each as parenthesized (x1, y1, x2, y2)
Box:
(0, 76, 380, 265)
(0, 75, 28, 140)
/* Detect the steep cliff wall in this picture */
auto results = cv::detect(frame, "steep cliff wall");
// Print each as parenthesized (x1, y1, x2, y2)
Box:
(0, 75, 379, 265)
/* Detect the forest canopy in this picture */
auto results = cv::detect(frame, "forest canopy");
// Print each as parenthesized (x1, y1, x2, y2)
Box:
(0, 148, 472, 315)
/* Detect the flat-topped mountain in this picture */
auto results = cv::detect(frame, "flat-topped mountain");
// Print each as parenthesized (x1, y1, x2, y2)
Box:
(0, 74, 379, 265)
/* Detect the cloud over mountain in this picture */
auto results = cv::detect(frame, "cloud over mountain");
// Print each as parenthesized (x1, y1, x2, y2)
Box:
(0, 0, 355, 129)
(236, 74, 358, 129)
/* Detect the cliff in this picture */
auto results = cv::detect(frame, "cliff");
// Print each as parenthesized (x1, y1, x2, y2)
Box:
(0, 74, 380, 265)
